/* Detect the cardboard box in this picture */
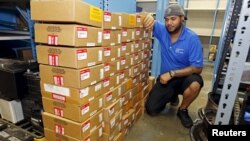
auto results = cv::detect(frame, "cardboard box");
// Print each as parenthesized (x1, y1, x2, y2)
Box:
(35, 23, 102, 47)
(31, 0, 103, 27)
(103, 110, 122, 135)
(102, 73, 120, 94)
(134, 28, 143, 40)
(114, 132, 123, 141)
(121, 28, 135, 42)
(143, 38, 152, 50)
(119, 54, 133, 70)
(143, 29, 153, 39)
(103, 12, 122, 29)
(121, 13, 136, 28)
(42, 110, 103, 140)
(133, 40, 143, 53)
(102, 29, 121, 46)
(130, 63, 142, 78)
(131, 52, 142, 66)
(39, 64, 104, 88)
(41, 81, 103, 105)
(120, 42, 133, 56)
(103, 45, 120, 63)
(103, 123, 121, 141)
(104, 60, 120, 78)
(103, 85, 122, 107)
(37, 45, 103, 69)
(103, 99, 122, 122)
(42, 96, 103, 122)
(44, 124, 103, 141)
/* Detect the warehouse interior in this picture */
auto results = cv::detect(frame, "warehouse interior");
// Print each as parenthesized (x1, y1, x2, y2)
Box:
(0, 0, 250, 141)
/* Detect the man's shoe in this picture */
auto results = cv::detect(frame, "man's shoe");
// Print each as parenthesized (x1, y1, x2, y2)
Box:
(170, 96, 179, 106)
(177, 108, 193, 128)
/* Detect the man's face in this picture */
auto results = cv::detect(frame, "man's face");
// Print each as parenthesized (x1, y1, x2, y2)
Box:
(165, 16, 183, 34)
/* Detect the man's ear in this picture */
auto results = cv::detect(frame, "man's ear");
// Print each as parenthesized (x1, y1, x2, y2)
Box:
(180, 15, 185, 21)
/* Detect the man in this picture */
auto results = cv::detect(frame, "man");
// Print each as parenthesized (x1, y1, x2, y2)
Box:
(143, 4, 204, 128)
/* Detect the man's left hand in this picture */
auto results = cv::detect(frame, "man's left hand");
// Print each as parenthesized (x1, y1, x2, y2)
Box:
(160, 72, 171, 84)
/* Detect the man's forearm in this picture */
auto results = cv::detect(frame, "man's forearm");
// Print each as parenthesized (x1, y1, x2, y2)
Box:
(171, 66, 202, 78)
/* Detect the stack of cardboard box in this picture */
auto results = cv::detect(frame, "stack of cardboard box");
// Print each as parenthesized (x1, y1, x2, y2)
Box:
(31, 0, 152, 140)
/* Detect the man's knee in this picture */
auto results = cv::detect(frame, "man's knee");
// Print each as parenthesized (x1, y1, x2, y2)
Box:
(145, 100, 159, 116)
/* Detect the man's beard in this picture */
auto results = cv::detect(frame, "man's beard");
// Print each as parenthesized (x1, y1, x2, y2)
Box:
(167, 23, 182, 35)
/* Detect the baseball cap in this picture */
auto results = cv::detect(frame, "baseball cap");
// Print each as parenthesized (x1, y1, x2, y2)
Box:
(164, 4, 187, 20)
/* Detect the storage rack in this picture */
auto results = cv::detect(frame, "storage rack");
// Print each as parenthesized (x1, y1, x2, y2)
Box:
(214, 0, 250, 125)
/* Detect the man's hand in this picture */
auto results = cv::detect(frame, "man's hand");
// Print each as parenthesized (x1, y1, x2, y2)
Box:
(143, 13, 154, 30)
(160, 72, 171, 84)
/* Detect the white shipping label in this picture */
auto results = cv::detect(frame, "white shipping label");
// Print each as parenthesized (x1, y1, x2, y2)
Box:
(80, 87, 89, 98)
(135, 43, 139, 48)
(82, 121, 90, 132)
(106, 93, 112, 101)
(98, 32, 102, 43)
(99, 98, 103, 107)
(104, 64, 110, 72)
(119, 16, 122, 26)
(136, 30, 140, 35)
(99, 128, 103, 137)
(122, 45, 126, 51)
(77, 27, 88, 38)
(110, 118, 116, 128)
(103, 79, 110, 87)
(132, 31, 135, 39)
(44, 83, 70, 97)
(120, 72, 124, 79)
(118, 48, 121, 57)
(137, 16, 141, 23)
(87, 62, 96, 66)
(81, 103, 90, 115)
(87, 43, 95, 46)
(77, 49, 87, 60)
(104, 12, 111, 21)
(118, 87, 121, 96)
(55, 125, 64, 135)
(100, 68, 104, 79)
(109, 107, 114, 116)
(116, 75, 120, 84)
(80, 69, 90, 80)
(122, 30, 127, 36)
(117, 61, 120, 70)
(103, 31, 111, 39)
(104, 48, 111, 56)
(118, 34, 121, 43)
(95, 83, 102, 92)
(98, 50, 103, 61)
(99, 113, 103, 122)
(121, 58, 126, 65)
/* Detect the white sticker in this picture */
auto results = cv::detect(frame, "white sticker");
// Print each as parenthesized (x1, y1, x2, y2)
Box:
(104, 12, 111, 22)
(100, 68, 104, 79)
(77, 49, 87, 60)
(104, 64, 110, 72)
(136, 30, 140, 36)
(121, 58, 126, 65)
(77, 27, 87, 38)
(109, 107, 114, 116)
(99, 113, 103, 122)
(98, 50, 103, 61)
(87, 43, 95, 46)
(122, 45, 126, 51)
(116, 75, 120, 84)
(132, 31, 135, 39)
(104, 48, 111, 56)
(95, 83, 102, 92)
(119, 16, 122, 26)
(120, 72, 125, 79)
(98, 32, 102, 43)
(117, 61, 120, 70)
(80, 69, 90, 80)
(44, 83, 70, 97)
(99, 98, 103, 107)
(80, 87, 89, 98)
(137, 16, 141, 23)
(122, 30, 127, 36)
(103, 31, 111, 39)
(118, 48, 121, 58)
(82, 121, 90, 132)
(99, 127, 103, 137)
(103, 79, 110, 87)
(110, 118, 116, 128)
(118, 34, 121, 44)
(87, 62, 96, 66)
(81, 103, 90, 115)
(106, 93, 112, 102)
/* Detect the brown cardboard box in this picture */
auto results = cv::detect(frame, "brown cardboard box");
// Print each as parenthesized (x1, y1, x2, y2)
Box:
(143, 29, 153, 39)
(130, 63, 142, 78)
(102, 73, 120, 94)
(121, 28, 135, 42)
(103, 99, 122, 122)
(35, 23, 102, 47)
(102, 30, 121, 47)
(103, 110, 122, 135)
(134, 28, 143, 40)
(120, 42, 133, 56)
(143, 38, 152, 50)
(114, 132, 123, 141)
(103, 85, 122, 107)
(133, 40, 143, 53)
(103, 122, 121, 141)
(131, 52, 142, 66)
(121, 13, 136, 28)
(42, 95, 103, 122)
(37, 45, 103, 69)
(103, 45, 120, 63)
(31, 0, 103, 27)
(39, 64, 104, 89)
(104, 60, 120, 78)
(42, 110, 103, 140)
(118, 68, 130, 84)
(41, 81, 103, 105)
(103, 12, 122, 29)
(119, 54, 132, 70)
(44, 124, 103, 141)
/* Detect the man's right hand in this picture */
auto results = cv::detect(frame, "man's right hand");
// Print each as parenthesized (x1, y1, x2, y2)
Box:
(143, 13, 155, 30)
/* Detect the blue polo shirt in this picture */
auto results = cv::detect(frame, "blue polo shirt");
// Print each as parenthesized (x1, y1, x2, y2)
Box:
(153, 21, 203, 74)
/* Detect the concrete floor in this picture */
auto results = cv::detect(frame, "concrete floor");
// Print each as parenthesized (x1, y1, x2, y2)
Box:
(125, 63, 214, 141)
